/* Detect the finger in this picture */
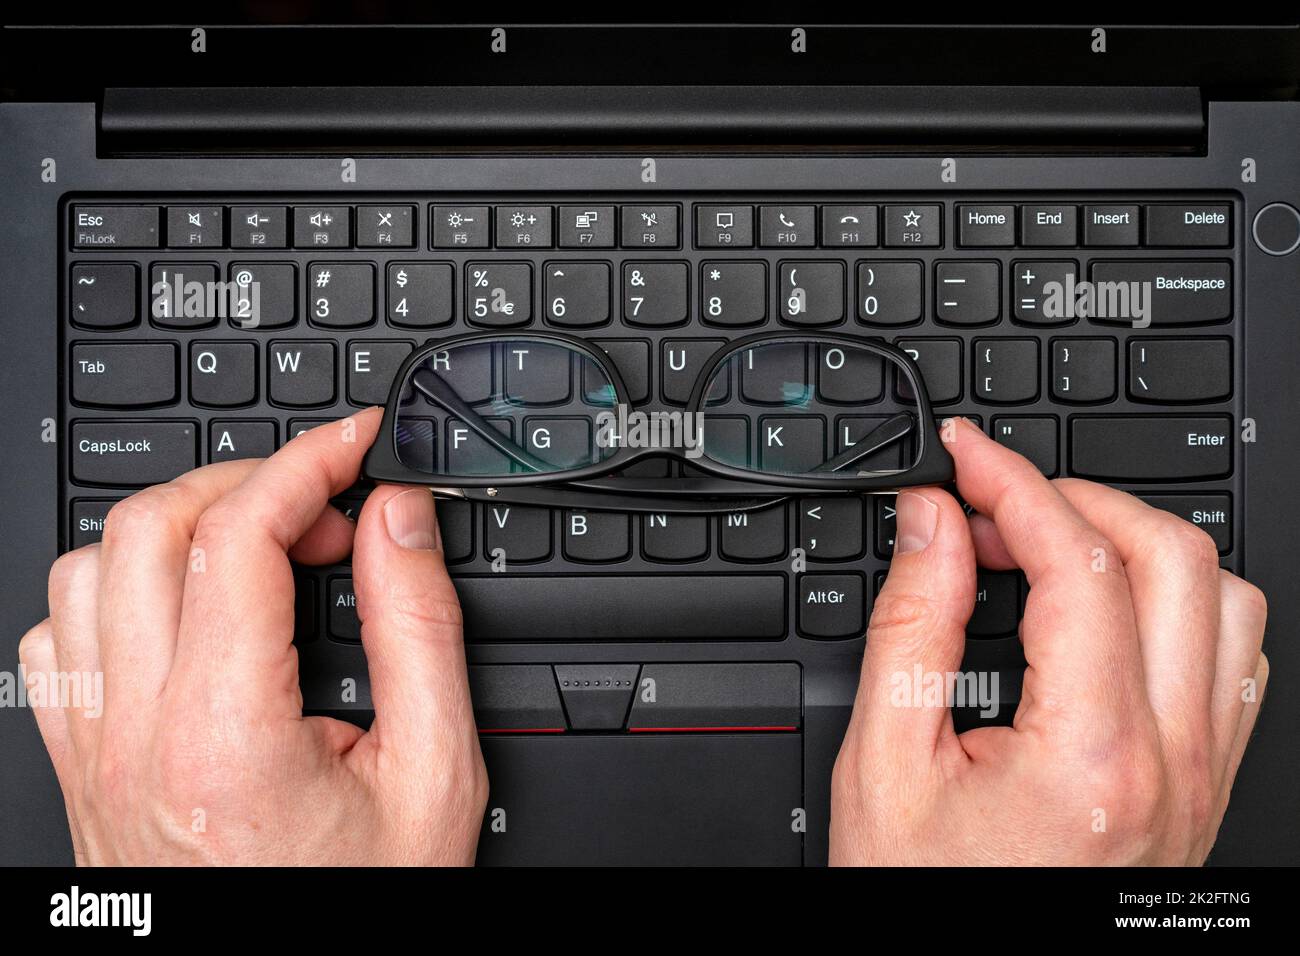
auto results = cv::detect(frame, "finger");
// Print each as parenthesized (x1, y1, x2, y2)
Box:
(169, 410, 381, 721)
(943, 418, 1146, 738)
(349, 486, 481, 783)
(1210, 571, 1268, 773)
(287, 504, 357, 565)
(850, 488, 975, 768)
(1221, 653, 1268, 801)
(968, 512, 1017, 570)
(1051, 479, 1222, 749)
(45, 545, 104, 756)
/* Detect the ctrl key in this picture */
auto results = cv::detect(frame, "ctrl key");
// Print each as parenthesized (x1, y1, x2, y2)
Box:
(798, 573, 865, 639)
(71, 421, 197, 487)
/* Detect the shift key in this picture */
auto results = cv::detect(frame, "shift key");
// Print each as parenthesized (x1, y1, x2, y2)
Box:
(72, 421, 197, 486)
(1070, 416, 1231, 481)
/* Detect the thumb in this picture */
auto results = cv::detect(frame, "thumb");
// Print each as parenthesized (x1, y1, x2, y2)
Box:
(850, 488, 976, 762)
(351, 485, 480, 770)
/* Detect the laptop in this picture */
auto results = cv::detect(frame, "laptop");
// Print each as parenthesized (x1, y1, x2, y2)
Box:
(1, 18, 1297, 865)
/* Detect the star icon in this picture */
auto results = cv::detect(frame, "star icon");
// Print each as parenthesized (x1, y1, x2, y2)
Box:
(709, 269, 721, 281)
(903, 209, 921, 227)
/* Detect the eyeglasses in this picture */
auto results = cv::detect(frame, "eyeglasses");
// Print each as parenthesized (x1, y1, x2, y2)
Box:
(363, 330, 954, 513)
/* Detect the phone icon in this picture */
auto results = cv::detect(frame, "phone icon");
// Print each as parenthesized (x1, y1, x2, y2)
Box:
(779, 213, 795, 228)
(839, 214, 860, 224)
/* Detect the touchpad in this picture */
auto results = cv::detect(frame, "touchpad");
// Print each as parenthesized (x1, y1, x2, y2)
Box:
(476, 735, 803, 866)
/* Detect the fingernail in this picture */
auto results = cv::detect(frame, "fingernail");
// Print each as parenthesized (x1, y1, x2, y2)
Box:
(383, 488, 440, 551)
(894, 492, 938, 555)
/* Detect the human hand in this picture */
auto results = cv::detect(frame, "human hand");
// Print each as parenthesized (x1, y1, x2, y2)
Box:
(19, 408, 487, 865)
(830, 418, 1267, 866)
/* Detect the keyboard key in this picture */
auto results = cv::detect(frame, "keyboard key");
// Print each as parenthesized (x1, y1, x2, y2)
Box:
(486, 504, 552, 563)
(719, 505, 786, 562)
(328, 577, 361, 642)
(348, 340, 414, 406)
(269, 341, 336, 407)
(467, 262, 531, 326)
(626, 663, 801, 730)
(71, 420, 197, 486)
(70, 263, 137, 329)
(973, 338, 1039, 403)
(1145, 204, 1231, 247)
(817, 344, 884, 404)
(758, 416, 825, 473)
(1088, 261, 1231, 326)
(552, 664, 640, 730)
(558, 205, 616, 248)
(624, 262, 688, 326)
(1070, 416, 1232, 481)
(564, 511, 631, 562)
(387, 262, 453, 328)
(1083, 204, 1140, 246)
(355, 205, 413, 247)
(1128, 338, 1231, 403)
(662, 339, 726, 405)
(470, 665, 567, 732)
(954, 636, 1025, 730)
(505, 342, 572, 405)
(798, 573, 865, 638)
(696, 205, 753, 248)
(431, 205, 489, 248)
(308, 262, 374, 328)
(495, 205, 552, 248)
(834, 416, 905, 469)
(447, 418, 513, 475)
(230, 206, 287, 248)
(874, 498, 897, 557)
(621, 205, 679, 248)
(523, 418, 591, 467)
(957, 204, 1015, 246)
(799, 498, 864, 561)
(1137, 494, 1232, 553)
(779, 261, 843, 326)
(293, 205, 350, 248)
(71, 343, 177, 408)
(1051, 338, 1116, 403)
(71, 205, 159, 248)
(759, 205, 816, 247)
(882, 204, 941, 247)
(209, 420, 276, 463)
(1012, 260, 1078, 325)
(822, 205, 878, 247)
(545, 262, 610, 327)
(643, 513, 709, 562)
(1020, 204, 1077, 246)
(992, 416, 1058, 476)
(857, 261, 922, 326)
(588, 339, 650, 405)
(895, 338, 962, 405)
(70, 499, 116, 548)
(969, 572, 1022, 636)
(740, 342, 807, 404)
(149, 263, 219, 329)
(229, 262, 296, 329)
(166, 205, 223, 248)
(935, 261, 999, 325)
(702, 261, 767, 326)
(438, 499, 474, 563)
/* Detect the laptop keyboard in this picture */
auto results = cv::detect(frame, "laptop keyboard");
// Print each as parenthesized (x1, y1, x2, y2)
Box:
(61, 194, 1242, 728)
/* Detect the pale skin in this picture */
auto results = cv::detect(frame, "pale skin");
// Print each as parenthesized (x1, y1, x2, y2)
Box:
(19, 412, 1266, 865)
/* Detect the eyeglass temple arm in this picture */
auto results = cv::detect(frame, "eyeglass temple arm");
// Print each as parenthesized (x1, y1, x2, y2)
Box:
(809, 411, 914, 474)
(410, 368, 554, 473)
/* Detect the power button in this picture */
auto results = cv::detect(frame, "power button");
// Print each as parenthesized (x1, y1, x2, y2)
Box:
(1252, 202, 1300, 256)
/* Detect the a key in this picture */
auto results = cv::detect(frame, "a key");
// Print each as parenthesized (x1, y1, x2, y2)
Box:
(293, 205, 350, 248)
(230, 206, 288, 248)
(758, 416, 825, 474)
(495, 205, 552, 248)
(817, 344, 884, 404)
(355, 205, 413, 247)
(545, 262, 610, 327)
(935, 261, 1000, 325)
(799, 498, 864, 560)
(70, 421, 197, 486)
(1087, 261, 1231, 326)
(857, 261, 922, 326)
(190, 341, 257, 407)
(1011, 260, 1078, 325)
(149, 263, 219, 329)
(1128, 338, 1231, 402)
(1051, 338, 1116, 403)
(798, 574, 866, 638)
(620, 205, 679, 248)
(504, 341, 572, 405)
(209, 420, 276, 463)
(1070, 416, 1232, 480)
(166, 206, 223, 248)
(623, 262, 687, 327)
(973, 338, 1039, 403)
(759, 205, 816, 247)
(740, 342, 808, 405)
(268, 341, 336, 407)
(719, 505, 787, 562)
(895, 338, 962, 405)
(662, 339, 726, 405)
(701, 261, 767, 326)
(564, 511, 632, 562)
(309, 263, 374, 328)
(387, 262, 453, 328)
(70, 263, 137, 329)
(70, 343, 176, 409)
(348, 341, 414, 406)
(229, 262, 296, 329)
(992, 416, 1058, 476)
(431, 205, 489, 248)
(467, 262, 531, 326)
(587, 339, 650, 405)
(696, 205, 753, 247)
(558, 206, 616, 248)
(486, 504, 552, 562)
(643, 513, 709, 562)
(780, 261, 843, 326)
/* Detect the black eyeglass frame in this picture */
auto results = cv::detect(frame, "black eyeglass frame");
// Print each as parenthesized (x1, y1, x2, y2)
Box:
(363, 330, 955, 506)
